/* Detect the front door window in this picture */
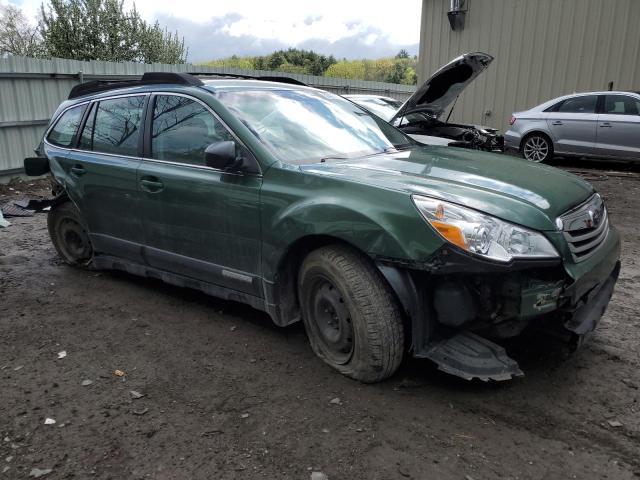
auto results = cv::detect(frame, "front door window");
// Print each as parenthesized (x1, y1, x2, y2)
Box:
(151, 95, 234, 165)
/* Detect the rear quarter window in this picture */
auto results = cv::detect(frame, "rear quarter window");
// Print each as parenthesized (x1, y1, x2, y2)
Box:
(47, 104, 86, 147)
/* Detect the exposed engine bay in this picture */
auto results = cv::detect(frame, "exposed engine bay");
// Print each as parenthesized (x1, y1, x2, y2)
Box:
(384, 52, 506, 153)
(399, 116, 505, 152)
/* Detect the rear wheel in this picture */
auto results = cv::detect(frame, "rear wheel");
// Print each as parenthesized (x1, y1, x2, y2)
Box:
(298, 245, 404, 383)
(522, 133, 553, 163)
(47, 201, 93, 267)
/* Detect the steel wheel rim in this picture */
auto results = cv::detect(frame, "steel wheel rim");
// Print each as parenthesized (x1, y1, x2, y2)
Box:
(58, 218, 92, 264)
(308, 276, 354, 365)
(523, 136, 549, 162)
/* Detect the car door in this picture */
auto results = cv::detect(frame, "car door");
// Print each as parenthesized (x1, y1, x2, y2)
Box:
(596, 94, 640, 160)
(50, 95, 147, 262)
(545, 95, 598, 156)
(137, 93, 263, 296)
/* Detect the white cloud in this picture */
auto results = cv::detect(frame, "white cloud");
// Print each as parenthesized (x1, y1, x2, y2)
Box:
(127, 0, 421, 46)
(7, 0, 422, 61)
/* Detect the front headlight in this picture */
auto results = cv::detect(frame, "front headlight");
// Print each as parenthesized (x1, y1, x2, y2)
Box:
(412, 195, 559, 262)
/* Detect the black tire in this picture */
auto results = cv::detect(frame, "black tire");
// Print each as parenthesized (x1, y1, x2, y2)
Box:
(521, 133, 554, 163)
(298, 245, 404, 383)
(47, 201, 94, 267)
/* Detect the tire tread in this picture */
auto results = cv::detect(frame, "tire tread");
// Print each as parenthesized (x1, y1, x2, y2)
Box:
(299, 245, 404, 383)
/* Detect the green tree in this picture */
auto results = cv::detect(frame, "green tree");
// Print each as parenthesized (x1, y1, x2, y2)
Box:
(325, 60, 366, 80)
(39, 0, 187, 63)
(199, 50, 418, 85)
(203, 48, 337, 76)
(386, 61, 406, 84)
(0, 4, 44, 57)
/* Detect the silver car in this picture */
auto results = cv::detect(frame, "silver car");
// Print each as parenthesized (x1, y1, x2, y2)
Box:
(505, 91, 640, 162)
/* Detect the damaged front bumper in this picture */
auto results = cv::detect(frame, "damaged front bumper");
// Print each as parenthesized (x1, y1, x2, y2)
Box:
(378, 226, 622, 381)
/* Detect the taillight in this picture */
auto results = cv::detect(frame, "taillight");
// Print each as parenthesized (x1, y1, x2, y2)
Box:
(509, 116, 517, 125)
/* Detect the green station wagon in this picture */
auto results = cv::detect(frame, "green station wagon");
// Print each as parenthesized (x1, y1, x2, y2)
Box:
(25, 72, 621, 382)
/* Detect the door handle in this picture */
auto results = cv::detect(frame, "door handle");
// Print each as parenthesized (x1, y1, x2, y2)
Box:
(70, 165, 86, 176)
(599, 122, 612, 128)
(140, 178, 164, 192)
(551, 121, 563, 125)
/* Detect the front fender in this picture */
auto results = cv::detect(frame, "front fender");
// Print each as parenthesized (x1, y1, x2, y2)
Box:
(260, 166, 444, 282)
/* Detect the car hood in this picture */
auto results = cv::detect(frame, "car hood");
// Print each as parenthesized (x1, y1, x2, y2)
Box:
(300, 147, 594, 232)
(391, 52, 494, 122)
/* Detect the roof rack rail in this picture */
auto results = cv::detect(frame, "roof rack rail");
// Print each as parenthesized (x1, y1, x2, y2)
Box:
(256, 75, 307, 86)
(68, 72, 204, 99)
(68, 71, 307, 99)
(186, 72, 308, 86)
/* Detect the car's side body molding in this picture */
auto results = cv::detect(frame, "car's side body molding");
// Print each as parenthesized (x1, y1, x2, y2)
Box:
(91, 234, 264, 298)
(92, 254, 267, 313)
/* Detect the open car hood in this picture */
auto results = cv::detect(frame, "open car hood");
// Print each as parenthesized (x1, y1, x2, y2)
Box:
(391, 52, 494, 122)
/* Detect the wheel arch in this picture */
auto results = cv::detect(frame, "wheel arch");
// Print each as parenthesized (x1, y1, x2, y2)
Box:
(519, 129, 554, 151)
(265, 234, 420, 343)
(266, 234, 366, 327)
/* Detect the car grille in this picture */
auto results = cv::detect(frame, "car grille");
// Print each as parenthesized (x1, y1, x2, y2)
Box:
(559, 194, 609, 262)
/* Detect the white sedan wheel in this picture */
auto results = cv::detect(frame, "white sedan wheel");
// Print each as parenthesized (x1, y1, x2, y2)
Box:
(523, 135, 551, 163)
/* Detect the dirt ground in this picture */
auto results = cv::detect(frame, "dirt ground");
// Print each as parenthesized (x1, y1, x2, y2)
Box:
(1, 158, 639, 480)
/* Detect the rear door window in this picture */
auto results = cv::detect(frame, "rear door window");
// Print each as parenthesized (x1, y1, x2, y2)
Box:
(90, 96, 145, 156)
(556, 96, 598, 114)
(47, 104, 87, 147)
(603, 95, 640, 115)
(151, 95, 234, 166)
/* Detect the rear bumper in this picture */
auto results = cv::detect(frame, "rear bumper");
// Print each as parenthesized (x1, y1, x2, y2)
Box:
(503, 130, 521, 150)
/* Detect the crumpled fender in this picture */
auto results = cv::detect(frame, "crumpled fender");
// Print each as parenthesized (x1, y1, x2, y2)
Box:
(261, 194, 441, 282)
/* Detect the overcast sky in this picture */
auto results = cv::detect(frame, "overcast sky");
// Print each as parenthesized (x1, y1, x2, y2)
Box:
(8, 0, 422, 62)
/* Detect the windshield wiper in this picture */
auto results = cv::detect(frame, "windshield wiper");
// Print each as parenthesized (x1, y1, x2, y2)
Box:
(394, 143, 417, 151)
(365, 145, 413, 157)
(320, 156, 348, 163)
(320, 145, 414, 163)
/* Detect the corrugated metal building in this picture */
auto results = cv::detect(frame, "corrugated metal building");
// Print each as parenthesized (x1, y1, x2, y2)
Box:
(0, 56, 416, 176)
(418, 0, 640, 130)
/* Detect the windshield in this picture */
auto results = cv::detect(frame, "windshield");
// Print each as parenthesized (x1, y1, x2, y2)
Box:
(215, 88, 415, 165)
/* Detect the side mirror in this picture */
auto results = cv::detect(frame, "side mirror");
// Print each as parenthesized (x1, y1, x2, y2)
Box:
(204, 141, 237, 171)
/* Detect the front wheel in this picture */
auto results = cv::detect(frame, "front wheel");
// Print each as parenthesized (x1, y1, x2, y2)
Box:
(522, 134, 553, 163)
(298, 245, 404, 383)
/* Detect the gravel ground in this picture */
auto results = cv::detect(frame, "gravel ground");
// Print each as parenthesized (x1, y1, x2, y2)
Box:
(0, 159, 639, 480)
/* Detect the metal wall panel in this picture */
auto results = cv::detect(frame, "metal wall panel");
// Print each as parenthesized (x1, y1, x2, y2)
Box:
(418, 0, 640, 131)
(0, 57, 416, 175)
